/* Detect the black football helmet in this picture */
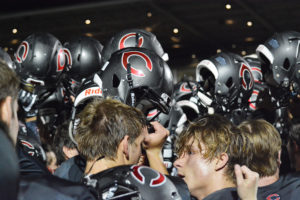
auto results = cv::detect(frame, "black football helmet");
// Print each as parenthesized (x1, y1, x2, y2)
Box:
(172, 81, 201, 121)
(64, 36, 103, 82)
(244, 54, 265, 111)
(0, 47, 15, 70)
(68, 76, 104, 145)
(101, 28, 168, 64)
(196, 52, 254, 112)
(14, 32, 66, 87)
(256, 31, 300, 88)
(97, 47, 173, 115)
(172, 81, 198, 102)
(83, 165, 183, 200)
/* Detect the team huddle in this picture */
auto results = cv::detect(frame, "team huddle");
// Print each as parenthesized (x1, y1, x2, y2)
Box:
(0, 28, 300, 200)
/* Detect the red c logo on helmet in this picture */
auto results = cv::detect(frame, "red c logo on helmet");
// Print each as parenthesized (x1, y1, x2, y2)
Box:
(239, 63, 254, 90)
(63, 48, 72, 67)
(131, 165, 145, 184)
(131, 165, 166, 187)
(15, 41, 29, 63)
(119, 33, 144, 49)
(57, 49, 65, 72)
(150, 171, 166, 187)
(122, 51, 152, 77)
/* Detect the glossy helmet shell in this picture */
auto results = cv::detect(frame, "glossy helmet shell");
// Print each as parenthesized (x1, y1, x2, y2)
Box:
(101, 28, 168, 64)
(256, 30, 300, 87)
(98, 47, 173, 114)
(64, 36, 103, 82)
(172, 81, 198, 102)
(14, 32, 65, 87)
(86, 165, 182, 200)
(244, 54, 263, 111)
(196, 52, 254, 108)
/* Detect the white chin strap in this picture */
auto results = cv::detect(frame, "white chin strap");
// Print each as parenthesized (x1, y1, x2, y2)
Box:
(256, 44, 274, 64)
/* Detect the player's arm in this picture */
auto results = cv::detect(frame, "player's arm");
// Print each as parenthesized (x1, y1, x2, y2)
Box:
(143, 121, 169, 175)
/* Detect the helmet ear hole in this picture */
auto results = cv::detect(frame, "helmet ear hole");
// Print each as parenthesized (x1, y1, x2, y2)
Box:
(283, 58, 290, 70)
(226, 77, 233, 88)
(200, 68, 215, 92)
(112, 74, 120, 88)
(259, 53, 271, 75)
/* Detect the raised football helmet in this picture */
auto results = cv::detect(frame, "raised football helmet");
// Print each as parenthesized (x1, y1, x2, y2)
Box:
(83, 165, 184, 200)
(97, 47, 173, 115)
(101, 28, 168, 64)
(14, 32, 66, 87)
(68, 76, 103, 145)
(196, 52, 254, 113)
(256, 31, 300, 88)
(64, 36, 103, 82)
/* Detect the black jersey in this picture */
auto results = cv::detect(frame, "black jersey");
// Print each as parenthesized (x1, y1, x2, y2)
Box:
(19, 174, 96, 200)
(54, 155, 86, 182)
(203, 187, 239, 200)
(257, 173, 300, 200)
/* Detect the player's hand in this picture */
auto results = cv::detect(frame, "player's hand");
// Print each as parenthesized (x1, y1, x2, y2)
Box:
(235, 164, 259, 200)
(143, 121, 169, 152)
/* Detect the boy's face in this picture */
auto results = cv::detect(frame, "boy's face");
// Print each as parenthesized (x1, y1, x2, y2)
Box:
(174, 138, 217, 197)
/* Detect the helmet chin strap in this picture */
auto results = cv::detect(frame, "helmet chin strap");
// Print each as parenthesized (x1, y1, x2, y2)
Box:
(126, 63, 136, 107)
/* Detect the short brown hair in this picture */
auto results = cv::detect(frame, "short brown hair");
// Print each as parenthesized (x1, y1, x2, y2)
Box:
(0, 61, 19, 102)
(75, 98, 146, 161)
(238, 119, 282, 177)
(175, 114, 249, 183)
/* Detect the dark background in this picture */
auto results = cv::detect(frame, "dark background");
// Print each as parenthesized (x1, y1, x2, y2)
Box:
(1, 0, 299, 82)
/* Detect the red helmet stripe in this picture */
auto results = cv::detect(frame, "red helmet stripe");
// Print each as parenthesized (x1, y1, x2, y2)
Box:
(119, 33, 143, 49)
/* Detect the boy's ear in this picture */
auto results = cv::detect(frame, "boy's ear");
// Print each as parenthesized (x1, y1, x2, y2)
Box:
(0, 96, 12, 126)
(215, 152, 229, 171)
(121, 135, 130, 160)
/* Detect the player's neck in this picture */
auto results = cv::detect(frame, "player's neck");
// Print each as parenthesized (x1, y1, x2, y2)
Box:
(85, 158, 122, 175)
(258, 168, 279, 187)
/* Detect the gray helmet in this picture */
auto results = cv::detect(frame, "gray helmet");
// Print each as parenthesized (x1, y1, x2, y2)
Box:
(83, 165, 183, 200)
(102, 28, 168, 64)
(196, 52, 254, 111)
(97, 47, 173, 115)
(256, 30, 300, 88)
(64, 36, 103, 82)
(14, 32, 65, 87)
